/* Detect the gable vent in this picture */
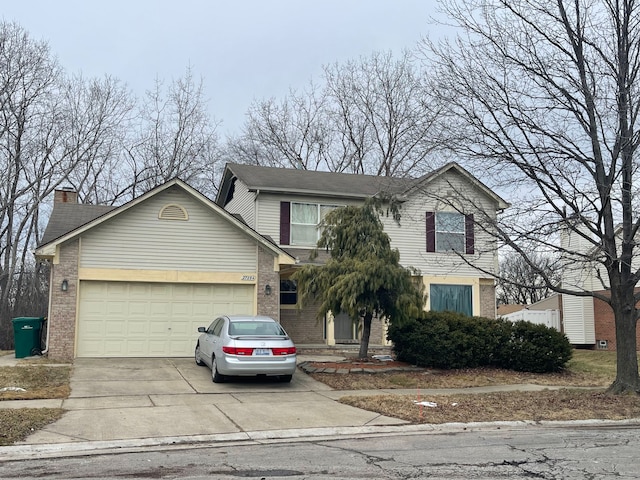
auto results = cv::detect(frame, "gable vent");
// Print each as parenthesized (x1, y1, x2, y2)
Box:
(159, 204, 189, 221)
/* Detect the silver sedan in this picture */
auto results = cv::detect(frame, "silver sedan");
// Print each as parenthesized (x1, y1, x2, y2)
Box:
(195, 315, 297, 383)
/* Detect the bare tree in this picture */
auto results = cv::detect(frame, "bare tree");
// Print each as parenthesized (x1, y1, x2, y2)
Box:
(60, 74, 134, 205)
(223, 51, 441, 177)
(0, 22, 137, 347)
(323, 50, 440, 177)
(0, 22, 63, 347)
(223, 83, 335, 171)
(497, 251, 560, 305)
(126, 67, 220, 198)
(425, 0, 640, 393)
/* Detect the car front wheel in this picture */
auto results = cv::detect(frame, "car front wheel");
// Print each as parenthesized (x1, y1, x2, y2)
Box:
(195, 344, 205, 366)
(211, 356, 226, 383)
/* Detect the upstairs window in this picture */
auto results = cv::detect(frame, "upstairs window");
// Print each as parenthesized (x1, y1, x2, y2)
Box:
(281, 202, 339, 246)
(436, 212, 465, 252)
(426, 211, 474, 254)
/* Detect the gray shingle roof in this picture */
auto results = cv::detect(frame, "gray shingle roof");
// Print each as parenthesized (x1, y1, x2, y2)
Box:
(39, 203, 116, 246)
(224, 163, 417, 198)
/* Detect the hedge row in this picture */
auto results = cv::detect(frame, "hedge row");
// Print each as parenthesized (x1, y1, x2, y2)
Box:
(387, 311, 572, 373)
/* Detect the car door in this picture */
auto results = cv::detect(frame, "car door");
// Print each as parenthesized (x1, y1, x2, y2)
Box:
(200, 318, 224, 361)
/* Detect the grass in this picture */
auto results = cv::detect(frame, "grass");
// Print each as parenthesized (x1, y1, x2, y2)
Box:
(0, 351, 71, 446)
(0, 409, 65, 446)
(0, 365, 71, 400)
(311, 350, 640, 425)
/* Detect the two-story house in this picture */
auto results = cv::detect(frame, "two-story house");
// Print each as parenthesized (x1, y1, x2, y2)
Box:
(216, 162, 509, 348)
(35, 163, 508, 361)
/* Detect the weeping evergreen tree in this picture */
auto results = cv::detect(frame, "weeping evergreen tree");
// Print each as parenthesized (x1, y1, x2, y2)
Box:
(293, 199, 425, 358)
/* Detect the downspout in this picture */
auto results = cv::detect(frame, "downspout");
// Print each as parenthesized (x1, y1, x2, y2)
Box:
(40, 259, 53, 355)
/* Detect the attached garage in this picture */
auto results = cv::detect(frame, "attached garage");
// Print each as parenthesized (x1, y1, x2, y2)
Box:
(76, 281, 254, 357)
(36, 180, 295, 361)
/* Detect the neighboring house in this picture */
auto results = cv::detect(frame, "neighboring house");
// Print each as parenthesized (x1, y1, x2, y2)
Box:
(508, 227, 640, 351)
(216, 162, 509, 347)
(35, 181, 295, 361)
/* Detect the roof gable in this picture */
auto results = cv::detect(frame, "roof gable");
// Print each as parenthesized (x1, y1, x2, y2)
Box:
(36, 179, 294, 262)
(408, 163, 510, 210)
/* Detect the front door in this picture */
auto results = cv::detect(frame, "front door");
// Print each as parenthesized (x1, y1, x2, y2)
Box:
(334, 312, 358, 343)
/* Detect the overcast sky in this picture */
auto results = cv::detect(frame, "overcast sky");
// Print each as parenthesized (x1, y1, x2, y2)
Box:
(2, 1, 445, 136)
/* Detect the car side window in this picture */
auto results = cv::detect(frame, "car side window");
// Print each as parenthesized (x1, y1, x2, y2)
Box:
(212, 318, 225, 337)
(207, 318, 221, 335)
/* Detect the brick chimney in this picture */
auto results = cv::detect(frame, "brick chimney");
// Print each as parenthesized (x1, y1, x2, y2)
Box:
(54, 187, 78, 204)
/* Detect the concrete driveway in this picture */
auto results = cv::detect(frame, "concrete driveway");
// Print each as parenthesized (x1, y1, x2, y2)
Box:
(22, 357, 407, 445)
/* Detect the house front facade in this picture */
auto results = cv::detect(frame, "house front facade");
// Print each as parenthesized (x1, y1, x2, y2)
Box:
(217, 162, 509, 347)
(37, 163, 508, 361)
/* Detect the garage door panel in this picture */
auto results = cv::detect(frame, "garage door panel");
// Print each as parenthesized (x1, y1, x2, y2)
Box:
(150, 301, 170, 315)
(103, 340, 126, 356)
(148, 341, 169, 356)
(171, 302, 191, 316)
(77, 281, 254, 357)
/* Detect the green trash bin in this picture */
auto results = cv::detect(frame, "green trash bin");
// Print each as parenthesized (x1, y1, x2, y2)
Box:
(12, 317, 45, 358)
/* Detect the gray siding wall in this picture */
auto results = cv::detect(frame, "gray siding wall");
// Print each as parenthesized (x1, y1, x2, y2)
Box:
(80, 188, 257, 271)
(223, 179, 256, 228)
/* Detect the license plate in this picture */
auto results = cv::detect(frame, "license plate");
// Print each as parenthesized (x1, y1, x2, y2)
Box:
(254, 348, 271, 356)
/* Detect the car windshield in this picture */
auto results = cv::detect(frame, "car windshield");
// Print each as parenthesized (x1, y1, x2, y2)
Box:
(228, 321, 286, 336)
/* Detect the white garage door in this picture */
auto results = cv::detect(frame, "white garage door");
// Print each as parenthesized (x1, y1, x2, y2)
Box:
(77, 281, 254, 357)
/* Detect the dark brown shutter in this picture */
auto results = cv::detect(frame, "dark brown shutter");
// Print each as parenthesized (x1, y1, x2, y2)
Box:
(280, 202, 291, 245)
(465, 214, 475, 254)
(426, 211, 435, 252)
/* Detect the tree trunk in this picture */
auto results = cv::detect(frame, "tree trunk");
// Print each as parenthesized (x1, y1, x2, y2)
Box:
(607, 294, 640, 394)
(358, 312, 373, 359)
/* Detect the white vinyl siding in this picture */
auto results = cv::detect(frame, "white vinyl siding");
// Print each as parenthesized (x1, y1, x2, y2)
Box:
(559, 227, 597, 344)
(77, 281, 254, 357)
(257, 193, 361, 246)
(80, 188, 257, 272)
(561, 295, 595, 344)
(381, 171, 499, 278)
(222, 179, 256, 228)
(251, 168, 500, 278)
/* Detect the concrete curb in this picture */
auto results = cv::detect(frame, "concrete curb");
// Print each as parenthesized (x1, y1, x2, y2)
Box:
(2, 418, 640, 462)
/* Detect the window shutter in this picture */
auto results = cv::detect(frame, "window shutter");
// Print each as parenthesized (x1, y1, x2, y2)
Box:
(280, 202, 291, 245)
(465, 214, 475, 254)
(426, 211, 435, 252)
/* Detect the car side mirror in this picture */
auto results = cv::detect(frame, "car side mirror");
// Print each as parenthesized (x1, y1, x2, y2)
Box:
(197, 327, 206, 333)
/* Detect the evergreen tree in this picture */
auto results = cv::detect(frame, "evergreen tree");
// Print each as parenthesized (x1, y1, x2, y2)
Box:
(293, 200, 425, 358)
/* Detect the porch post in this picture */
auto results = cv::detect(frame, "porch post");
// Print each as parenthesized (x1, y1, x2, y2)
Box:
(326, 311, 336, 346)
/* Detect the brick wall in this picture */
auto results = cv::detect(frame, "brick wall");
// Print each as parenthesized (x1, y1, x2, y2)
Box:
(48, 240, 79, 361)
(280, 298, 325, 344)
(480, 283, 497, 318)
(256, 246, 279, 320)
(593, 290, 640, 351)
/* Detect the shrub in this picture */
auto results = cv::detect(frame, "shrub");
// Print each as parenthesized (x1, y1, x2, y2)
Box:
(388, 311, 572, 373)
(497, 321, 573, 373)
